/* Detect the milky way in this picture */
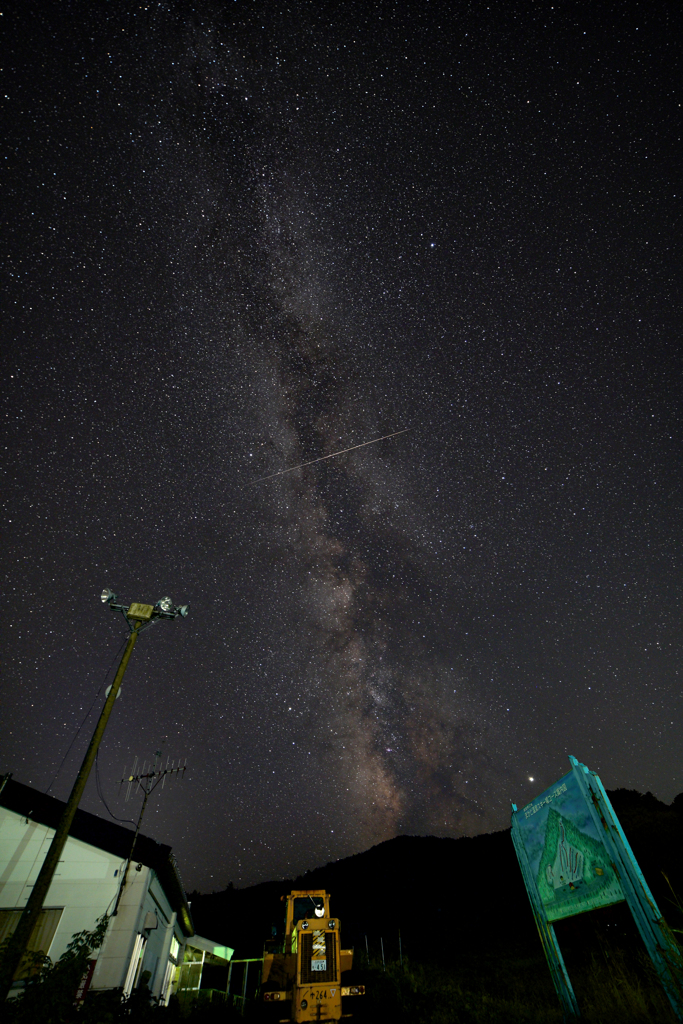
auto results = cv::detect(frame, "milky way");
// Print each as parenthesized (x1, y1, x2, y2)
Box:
(3, 0, 682, 889)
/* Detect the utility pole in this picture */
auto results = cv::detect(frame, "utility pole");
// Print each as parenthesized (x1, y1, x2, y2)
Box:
(0, 590, 189, 1001)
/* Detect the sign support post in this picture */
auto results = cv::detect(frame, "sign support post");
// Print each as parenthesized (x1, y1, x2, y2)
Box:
(569, 756, 683, 1020)
(511, 807, 580, 1021)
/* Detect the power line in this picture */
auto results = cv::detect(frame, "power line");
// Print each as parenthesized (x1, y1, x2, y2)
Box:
(45, 636, 129, 795)
(95, 750, 136, 826)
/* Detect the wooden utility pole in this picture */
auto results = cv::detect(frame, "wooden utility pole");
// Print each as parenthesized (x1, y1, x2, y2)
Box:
(0, 592, 188, 1001)
(0, 625, 139, 998)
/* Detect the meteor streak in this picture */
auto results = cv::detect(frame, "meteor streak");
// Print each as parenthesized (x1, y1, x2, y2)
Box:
(251, 427, 410, 484)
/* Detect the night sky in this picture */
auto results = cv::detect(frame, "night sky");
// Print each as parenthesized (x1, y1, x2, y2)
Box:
(3, 0, 682, 892)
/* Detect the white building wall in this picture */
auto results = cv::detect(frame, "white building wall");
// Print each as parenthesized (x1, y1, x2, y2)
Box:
(0, 806, 121, 963)
(91, 865, 185, 999)
(91, 864, 151, 992)
(0, 805, 187, 998)
(146, 882, 181, 998)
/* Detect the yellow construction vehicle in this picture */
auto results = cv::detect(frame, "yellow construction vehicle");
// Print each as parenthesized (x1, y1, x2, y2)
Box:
(261, 889, 364, 1022)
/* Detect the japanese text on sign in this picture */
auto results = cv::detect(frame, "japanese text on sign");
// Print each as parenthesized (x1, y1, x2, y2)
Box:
(523, 782, 568, 819)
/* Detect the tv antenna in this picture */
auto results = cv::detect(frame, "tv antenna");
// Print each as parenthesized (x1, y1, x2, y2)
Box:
(122, 752, 187, 802)
(111, 750, 187, 915)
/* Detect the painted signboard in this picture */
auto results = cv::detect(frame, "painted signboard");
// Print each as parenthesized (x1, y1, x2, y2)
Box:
(512, 757, 683, 1022)
(513, 770, 624, 922)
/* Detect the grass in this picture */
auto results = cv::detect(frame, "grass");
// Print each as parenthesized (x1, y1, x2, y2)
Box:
(353, 955, 563, 1024)
(3, 926, 678, 1024)
(348, 947, 678, 1024)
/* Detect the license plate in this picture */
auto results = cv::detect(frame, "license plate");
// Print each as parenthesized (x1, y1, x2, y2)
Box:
(311, 960, 327, 972)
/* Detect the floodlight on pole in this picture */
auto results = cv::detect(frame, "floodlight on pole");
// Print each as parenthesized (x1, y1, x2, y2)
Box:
(0, 589, 189, 1001)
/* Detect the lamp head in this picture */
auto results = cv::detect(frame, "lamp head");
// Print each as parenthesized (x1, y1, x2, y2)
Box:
(176, 604, 190, 618)
(101, 588, 118, 604)
(156, 596, 174, 613)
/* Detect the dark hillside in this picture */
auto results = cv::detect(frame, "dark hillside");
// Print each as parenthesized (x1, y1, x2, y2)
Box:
(188, 789, 683, 964)
(188, 829, 533, 961)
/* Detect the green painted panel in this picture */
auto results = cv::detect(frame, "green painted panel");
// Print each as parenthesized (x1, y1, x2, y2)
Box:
(513, 770, 624, 922)
(213, 945, 234, 961)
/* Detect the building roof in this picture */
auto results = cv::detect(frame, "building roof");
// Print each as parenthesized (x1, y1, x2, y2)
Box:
(185, 934, 235, 962)
(0, 776, 193, 935)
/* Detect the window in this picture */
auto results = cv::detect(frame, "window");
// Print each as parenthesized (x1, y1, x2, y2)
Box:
(0, 908, 64, 979)
(291, 896, 324, 927)
(122, 933, 147, 998)
(160, 959, 176, 1005)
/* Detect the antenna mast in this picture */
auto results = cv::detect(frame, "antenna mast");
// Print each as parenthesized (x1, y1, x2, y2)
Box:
(112, 751, 187, 916)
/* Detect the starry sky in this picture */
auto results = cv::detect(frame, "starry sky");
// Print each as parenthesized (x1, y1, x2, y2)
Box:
(3, 0, 682, 891)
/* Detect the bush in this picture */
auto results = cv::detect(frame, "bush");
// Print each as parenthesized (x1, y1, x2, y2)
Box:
(4, 916, 109, 1024)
